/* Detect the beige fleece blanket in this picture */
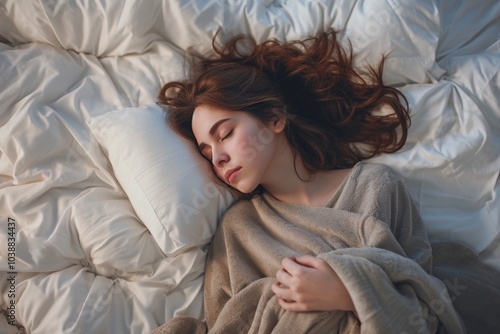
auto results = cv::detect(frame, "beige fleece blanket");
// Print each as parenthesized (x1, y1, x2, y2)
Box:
(153, 163, 468, 333)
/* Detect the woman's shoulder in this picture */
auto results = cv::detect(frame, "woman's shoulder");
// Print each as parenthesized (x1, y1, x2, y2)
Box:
(343, 162, 405, 199)
(218, 195, 264, 224)
(354, 162, 403, 184)
(218, 163, 404, 220)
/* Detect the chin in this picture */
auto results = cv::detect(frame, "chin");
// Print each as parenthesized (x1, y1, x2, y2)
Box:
(235, 183, 259, 195)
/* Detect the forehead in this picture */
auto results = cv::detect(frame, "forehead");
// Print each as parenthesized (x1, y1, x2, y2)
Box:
(192, 105, 233, 140)
(192, 105, 231, 127)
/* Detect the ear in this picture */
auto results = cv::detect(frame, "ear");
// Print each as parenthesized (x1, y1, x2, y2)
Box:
(270, 115, 286, 133)
(269, 108, 287, 133)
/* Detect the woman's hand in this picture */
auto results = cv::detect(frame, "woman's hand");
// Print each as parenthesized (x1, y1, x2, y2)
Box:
(271, 255, 356, 313)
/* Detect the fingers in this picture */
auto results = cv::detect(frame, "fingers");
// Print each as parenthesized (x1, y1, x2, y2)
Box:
(274, 256, 311, 311)
(273, 255, 343, 312)
(274, 266, 293, 301)
(271, 280, 285, 295)
(280, 256, 302, 276)
(272, 281, 307, 312)
(273, 287, 311, 312)
(278, 256, 322, 286)
(277, 257, 306, 289)
(293, 255, 323, 269)
(271, 280, 291, 302)
(281, 255, 324, 273)
(274, 255, 321, 310)
(275, 267, 291, 286)
(277, 297, 306, 312)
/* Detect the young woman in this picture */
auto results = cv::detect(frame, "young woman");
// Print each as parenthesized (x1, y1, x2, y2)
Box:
(155, 30, 479, 333)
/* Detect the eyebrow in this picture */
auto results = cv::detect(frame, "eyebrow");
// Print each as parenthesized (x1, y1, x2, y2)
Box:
(197, 118, 231, 151)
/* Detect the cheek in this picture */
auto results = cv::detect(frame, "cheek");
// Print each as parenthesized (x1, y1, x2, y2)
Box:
(223, 133, 248, 161)
(237, 142, 256, 162)
(234, 132, 261, 162)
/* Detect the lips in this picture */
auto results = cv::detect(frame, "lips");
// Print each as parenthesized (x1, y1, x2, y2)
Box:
(224, 167, 242, 183)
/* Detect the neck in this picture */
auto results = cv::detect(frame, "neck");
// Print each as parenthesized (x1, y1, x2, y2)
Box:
(260, 140, 331, 206)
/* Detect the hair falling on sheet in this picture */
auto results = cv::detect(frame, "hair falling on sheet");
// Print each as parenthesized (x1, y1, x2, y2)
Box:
(159, 29, 411, 198)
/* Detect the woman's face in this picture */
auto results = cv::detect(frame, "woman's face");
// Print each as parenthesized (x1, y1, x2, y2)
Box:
(192, 104, 285, 194)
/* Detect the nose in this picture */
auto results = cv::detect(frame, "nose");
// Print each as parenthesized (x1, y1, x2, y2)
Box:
(212, 148, 229, 168)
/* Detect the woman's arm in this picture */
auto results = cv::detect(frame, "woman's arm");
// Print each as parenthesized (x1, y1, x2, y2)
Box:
(271, 255, 356, 313)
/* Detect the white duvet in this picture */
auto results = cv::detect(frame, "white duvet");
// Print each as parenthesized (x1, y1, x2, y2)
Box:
(0, 1, 499, 333)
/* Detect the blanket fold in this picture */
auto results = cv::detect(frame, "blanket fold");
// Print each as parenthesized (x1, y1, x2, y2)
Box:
(153, 163, 469, 333)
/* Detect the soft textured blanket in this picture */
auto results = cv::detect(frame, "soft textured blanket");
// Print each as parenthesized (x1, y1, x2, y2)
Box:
(153, 163, 466, 333)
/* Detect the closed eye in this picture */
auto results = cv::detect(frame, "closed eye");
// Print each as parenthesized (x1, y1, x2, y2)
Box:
(199, 129, 233, 162)
(221, 130, 233, 141)
(199, 147, 211, 161)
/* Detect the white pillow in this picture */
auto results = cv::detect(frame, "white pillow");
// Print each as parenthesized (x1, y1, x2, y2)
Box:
(87, 104, 235, 256)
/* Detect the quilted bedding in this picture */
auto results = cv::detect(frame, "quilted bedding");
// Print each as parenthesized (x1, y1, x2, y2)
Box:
(0, 1, 499, 333)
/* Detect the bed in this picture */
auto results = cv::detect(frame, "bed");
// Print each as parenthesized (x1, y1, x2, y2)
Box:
(0, 0, 498, 333)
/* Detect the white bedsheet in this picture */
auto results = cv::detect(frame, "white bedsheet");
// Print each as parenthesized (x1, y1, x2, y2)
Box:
(0, 41, 206, 333)
(1, 0, 499, 333)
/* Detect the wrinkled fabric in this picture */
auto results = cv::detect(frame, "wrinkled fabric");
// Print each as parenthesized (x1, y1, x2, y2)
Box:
(155, 163, 466, 333)
(1, 0, 499, 332)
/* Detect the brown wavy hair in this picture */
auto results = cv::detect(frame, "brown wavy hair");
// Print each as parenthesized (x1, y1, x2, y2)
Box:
(158, 29, 410, 199)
